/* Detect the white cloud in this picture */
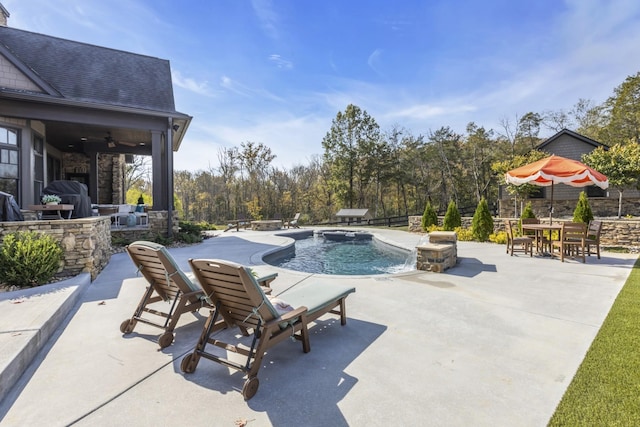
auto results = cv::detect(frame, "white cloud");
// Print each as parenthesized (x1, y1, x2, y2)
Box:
(172, 71, 214, 96)
(251, 0, 279, 39)
(269, 54, 293, 70)
(367, 49, 383, 76)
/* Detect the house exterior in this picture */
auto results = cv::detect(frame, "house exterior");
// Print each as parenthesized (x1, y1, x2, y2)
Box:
(335, 208, 372, 224)
(499, 129, 639, 218)
(0, 9, 191, 234)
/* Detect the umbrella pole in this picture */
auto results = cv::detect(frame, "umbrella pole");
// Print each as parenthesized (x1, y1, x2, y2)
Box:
(549, 182, 554, 224)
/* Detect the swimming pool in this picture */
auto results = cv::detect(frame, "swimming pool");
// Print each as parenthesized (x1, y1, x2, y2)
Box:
(267, 231, 413, 275)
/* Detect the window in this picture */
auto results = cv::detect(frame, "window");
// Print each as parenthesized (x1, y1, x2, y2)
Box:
(586, 186, 606, 197)
(0, 126, 19, 201)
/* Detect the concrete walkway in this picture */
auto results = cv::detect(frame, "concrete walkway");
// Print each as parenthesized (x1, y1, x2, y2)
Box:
(0, 228, 636, 426)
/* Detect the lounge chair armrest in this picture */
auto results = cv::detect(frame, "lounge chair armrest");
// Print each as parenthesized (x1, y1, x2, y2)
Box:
(256, 272, 278, 287)
(280, 306, 307, 321)
(265, 306, 308, 328)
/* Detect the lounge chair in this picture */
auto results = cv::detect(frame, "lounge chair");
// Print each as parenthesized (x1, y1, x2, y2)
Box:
(122, 241, 277, 348)
(285, 213, 301, 228)
(181, 258, 355, 400)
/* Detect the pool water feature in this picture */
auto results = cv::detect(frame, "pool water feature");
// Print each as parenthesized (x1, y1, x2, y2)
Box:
(268, 232, 413, 275)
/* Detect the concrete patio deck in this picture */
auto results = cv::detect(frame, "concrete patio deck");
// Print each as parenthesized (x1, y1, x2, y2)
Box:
(0, 228, 636, 426)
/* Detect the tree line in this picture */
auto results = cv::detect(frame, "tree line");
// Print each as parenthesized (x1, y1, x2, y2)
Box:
(126, 72, 640, 224)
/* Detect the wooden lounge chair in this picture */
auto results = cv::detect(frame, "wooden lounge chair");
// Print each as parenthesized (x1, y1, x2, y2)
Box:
(123, 241, 277, 348)
(181, 258, 356, 400)
(505, 220, 533, 256)
(285, 213, 301, 228)
(585, 220, 602, 259)
(551, 222, 587, 262)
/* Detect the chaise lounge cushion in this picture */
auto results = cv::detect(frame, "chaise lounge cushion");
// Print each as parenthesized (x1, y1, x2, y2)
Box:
(277, 280, 355, 317)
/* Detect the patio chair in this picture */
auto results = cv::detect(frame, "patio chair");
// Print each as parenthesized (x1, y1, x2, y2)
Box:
(285, 213, 301, 228)
(551, 222, 587, 262)
(505, 220, 533, 256)
(585, 220, 602, 259)
(181, 258, 356, 400)
(123, 241, 277, 348)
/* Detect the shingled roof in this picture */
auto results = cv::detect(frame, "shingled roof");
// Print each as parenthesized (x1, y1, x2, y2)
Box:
(0, 25, 177, 113)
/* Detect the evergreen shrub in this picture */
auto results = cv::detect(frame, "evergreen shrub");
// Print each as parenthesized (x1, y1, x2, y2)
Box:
(573, 191, 594, 224)
(443, 200, 461, 231)
(0, 231, 62, 287)
(421, 202, 438, 230)
(471, 198, 494, 241)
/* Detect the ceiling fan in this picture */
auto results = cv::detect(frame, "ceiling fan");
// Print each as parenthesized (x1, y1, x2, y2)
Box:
(103, 132, 137, 148)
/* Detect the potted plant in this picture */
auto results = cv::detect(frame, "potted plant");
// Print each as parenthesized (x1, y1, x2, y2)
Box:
(41, 194, 62, 205)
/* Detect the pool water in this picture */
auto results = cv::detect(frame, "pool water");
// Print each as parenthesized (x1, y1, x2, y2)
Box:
(269, 235, 412, 275)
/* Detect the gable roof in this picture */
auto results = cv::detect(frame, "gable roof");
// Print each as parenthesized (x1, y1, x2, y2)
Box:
(537, 129, 606, 151)
(0, 26, 178, 113)
(336, 209, 370, 217)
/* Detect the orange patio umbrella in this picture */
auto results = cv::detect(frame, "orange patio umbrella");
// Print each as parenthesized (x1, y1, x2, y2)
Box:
(505, 155, 608, 221)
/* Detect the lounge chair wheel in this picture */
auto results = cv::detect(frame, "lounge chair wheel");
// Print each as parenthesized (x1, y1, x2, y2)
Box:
(120, 319, 134, 334)
(158, 332, 174, 348)
(242, 377, 259, 400)
(181, 353, 196, 374)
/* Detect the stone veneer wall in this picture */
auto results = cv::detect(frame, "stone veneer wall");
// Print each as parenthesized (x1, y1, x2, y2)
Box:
(0, 216, 111, 280)
(408, 216, 640, 248)
(499, 197, 640, 219)
(62, 152, 125, 205)
(110, 210, 180, 241)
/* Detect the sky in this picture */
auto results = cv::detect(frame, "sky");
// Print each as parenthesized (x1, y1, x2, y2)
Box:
(4, 0, 640, 172)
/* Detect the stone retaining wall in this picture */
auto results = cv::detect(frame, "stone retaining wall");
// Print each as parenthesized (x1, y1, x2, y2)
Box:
(409, 216, 640, 248)
(499, 197, 640, 219)
(0, 216, 112, 280)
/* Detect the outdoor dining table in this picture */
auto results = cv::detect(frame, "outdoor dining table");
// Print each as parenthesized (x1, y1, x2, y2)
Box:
(521, 223, 562, 255)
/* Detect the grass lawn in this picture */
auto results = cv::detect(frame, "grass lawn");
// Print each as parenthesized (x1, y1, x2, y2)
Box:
(548, 257, 640, 426)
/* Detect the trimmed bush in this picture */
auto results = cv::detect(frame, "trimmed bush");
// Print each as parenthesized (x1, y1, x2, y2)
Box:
(421, 201, 438, 230)
(573, 191, 594, 224)
(442, 200, 461, 231)
(521, 202, 536, 220)
(0, 231, 62, 287)
(471, 198, 494, 241)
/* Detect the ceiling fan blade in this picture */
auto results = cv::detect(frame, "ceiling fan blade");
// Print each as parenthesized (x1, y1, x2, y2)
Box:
(117, 140, 138, 147)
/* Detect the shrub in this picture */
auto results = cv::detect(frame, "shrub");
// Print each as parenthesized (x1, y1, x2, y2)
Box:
(443, 200, 461, 231)
(454, 226, 473, 241)
(427, 224, 442, 233)
(177, 221, 204, 244)
(175, 231, 202, 244)
(521, 202, 536, 220)
(471, 197, 494, 242)
(573, 191, 594, 224)
(489, 231, 507, 244)
(421, 201, 438, 231)
(0, 231, 63, 287)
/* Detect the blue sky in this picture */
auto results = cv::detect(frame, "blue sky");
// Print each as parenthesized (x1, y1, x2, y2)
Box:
(4, 0, 640, 171)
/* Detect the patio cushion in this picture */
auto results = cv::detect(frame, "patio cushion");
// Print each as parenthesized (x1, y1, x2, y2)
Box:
(278, 281, 355, 317)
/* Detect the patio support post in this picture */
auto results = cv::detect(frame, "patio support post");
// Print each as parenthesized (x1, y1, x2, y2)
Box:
(151, 130, 164, 211)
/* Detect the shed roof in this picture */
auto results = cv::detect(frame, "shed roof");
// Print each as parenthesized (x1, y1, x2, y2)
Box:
(336, 209, 370, 217)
